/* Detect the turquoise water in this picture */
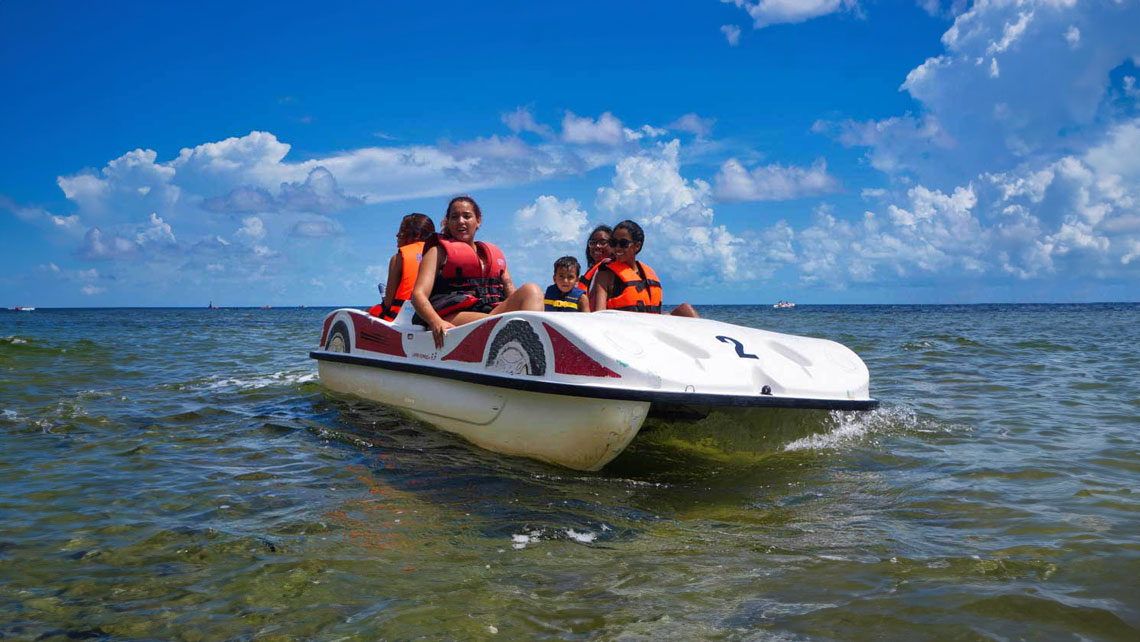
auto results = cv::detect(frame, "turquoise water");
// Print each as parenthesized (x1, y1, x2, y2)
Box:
(2, 305, 1138, 640)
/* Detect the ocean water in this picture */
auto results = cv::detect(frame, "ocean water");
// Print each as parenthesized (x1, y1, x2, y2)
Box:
(1, 304, 1138, 640)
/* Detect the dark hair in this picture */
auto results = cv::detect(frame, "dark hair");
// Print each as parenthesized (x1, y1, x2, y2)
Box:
(554, 255, 580, 275)
(446, 195, 482, 220)
(584, 224, 612, 267)
(398, 213, 435, 242)
(613, 219, 644, 248)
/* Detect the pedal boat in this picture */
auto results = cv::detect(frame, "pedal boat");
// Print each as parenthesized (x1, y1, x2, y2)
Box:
(310, 307, 877, 470)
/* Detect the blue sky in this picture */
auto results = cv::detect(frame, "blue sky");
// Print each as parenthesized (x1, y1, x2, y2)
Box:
(3, 0, 1139, 306)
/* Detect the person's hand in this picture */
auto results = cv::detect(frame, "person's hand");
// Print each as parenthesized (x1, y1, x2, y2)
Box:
(430, 319, 455, 349)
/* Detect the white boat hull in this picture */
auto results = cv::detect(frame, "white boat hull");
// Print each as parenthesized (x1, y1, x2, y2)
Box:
(319, 360, 649, 470)
(310, 307, 877, 470)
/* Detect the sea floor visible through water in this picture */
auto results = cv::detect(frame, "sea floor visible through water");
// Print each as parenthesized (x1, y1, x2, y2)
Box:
(1, 304, 1138, 640)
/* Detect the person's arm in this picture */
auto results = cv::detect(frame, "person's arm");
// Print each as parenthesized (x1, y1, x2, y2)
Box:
(589, 268, 614, 312)
(381, 252, 401, 313)
(501, 265, 516, 299)
(411, 246, 453, 349)
(578, 291, 591, 313)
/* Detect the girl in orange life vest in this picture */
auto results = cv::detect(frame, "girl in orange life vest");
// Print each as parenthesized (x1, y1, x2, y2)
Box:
(411, 196, 544, 348)
(369, 213, 435, 321)
(577, 224, 613, 293)
(588, 219, 699, 318)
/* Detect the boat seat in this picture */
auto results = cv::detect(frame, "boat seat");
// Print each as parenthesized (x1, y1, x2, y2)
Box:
(390, 301, 427, 330)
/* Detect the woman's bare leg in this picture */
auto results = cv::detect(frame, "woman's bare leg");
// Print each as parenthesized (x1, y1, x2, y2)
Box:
(445, 310, 490, 326)
(441, 285, 544, 327)
(490, 283, 544, 314)
(670, 303, 699, 318)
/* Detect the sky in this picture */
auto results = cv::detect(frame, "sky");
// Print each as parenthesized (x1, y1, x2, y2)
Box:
(2, 0, 1139, 307)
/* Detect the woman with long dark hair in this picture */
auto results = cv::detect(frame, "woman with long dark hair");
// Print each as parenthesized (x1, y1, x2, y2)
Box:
(589, 220, 698, 318)
(411, 196, 544, 347)
(373, 213, 435, 321)
(578, 224, 612, 292)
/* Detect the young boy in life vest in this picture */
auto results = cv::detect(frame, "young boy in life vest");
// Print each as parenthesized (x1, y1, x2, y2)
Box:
(368, 213, 435, 321)
(544, 256, 591, 312)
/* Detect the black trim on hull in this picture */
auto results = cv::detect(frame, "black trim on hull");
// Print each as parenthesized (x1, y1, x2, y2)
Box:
(310, 350, 879, 411)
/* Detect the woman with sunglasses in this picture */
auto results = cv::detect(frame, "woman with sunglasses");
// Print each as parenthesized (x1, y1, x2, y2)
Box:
(411, 195, 544, 348)
(577, 224, 613, 293)
(589, 220, 699, 318)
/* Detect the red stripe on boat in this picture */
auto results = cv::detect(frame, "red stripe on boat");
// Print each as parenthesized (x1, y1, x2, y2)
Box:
(351, 313, 406, 357)
(543, 323, 620, 378)
(320, 315, 334, 347)
(442, 317, 501, 363)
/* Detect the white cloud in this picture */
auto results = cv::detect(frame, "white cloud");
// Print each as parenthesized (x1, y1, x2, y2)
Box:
(792, 117, 1140, 286)
(0, 194, 82, 232)
(78, 227, 139, 260)
(562, 111, 625, 145)
(136, 213, 176, 246)
(903, 1, 1140, 175)
(816, 1, 1140, 191)
(714, 157, 841, 201)
(813, 114, 954, 174)
(623, 124, 668, 142)
(596, 140, 752, 281)
(289, 218, 344, 238)
(502, 106, 554, 138)
(236, 216, 266, 242)
(1124, 76, 1139, 99)
(1064, 25, 1080, 49)
(917, 0, 969, 18)
(723, 0, 857, 30)
(721, 24, 742, 46)
(514, 196, 590, 245)
(669, 113, 716, 138)
(81, 285, 106, 295)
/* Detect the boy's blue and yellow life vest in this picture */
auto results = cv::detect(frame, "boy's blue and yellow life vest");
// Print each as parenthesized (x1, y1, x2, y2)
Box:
(544, 284, 582, 312)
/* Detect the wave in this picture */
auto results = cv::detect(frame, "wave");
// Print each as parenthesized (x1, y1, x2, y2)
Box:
(509, 524, 608, 549)
(783, 404, 961, 451)
(176, 370, 318, 392)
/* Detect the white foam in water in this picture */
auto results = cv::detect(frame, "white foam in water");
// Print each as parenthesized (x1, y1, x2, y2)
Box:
(783, 406, 918, 451)
(511, 527, 599, 549)
(201, 370, 317, 391)
(2, 336, 28, 344)
(511, 531, 540, 550)
(565, 529, 597, 544)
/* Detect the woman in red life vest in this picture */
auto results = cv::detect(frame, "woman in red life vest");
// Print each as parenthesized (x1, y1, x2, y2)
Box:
(589, 219, 699, 318)
(577, 224, 612, 293)
(412, 196, 544, 347)
(369, 213, 435, 321)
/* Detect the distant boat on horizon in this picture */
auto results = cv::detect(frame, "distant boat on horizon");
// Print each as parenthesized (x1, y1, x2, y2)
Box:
(12, 306, 36, 311)
(261, 305, 272, 309)
(208, 301, 218, 309)
(773, 301, 796, 309)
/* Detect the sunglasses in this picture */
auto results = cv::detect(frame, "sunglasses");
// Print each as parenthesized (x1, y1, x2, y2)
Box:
(608, 238, 635, 248)
(588, 238, 609, 247)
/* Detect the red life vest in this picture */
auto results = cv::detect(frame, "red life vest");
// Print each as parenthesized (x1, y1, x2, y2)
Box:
(428, 235, 507, 315)
(380, 242, 424, 321)
(602, 260, 662, 313)
(577, 259, 609, 292)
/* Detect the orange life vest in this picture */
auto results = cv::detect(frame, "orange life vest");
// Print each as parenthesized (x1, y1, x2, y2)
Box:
(428, 235, 507, 314)
(602, 260, 662, 313)
(577, 259, 608, 292)
(380, 242, 425, 321)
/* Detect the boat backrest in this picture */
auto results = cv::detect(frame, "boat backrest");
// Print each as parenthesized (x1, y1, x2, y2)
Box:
(391, 301, 425, 329)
